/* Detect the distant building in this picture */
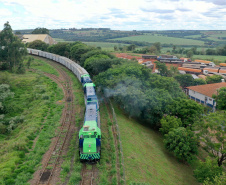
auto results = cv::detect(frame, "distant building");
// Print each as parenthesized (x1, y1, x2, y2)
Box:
(186, 82, 226, 110)
(22, 34, 57, 45)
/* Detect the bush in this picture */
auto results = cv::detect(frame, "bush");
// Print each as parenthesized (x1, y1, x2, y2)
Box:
(159, 115, 182, 134)
(194, 157, 222, 183)
(164, 127, 198, 162)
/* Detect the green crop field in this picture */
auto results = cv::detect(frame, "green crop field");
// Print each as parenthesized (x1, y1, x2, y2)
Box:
(193, 54, 226, 62)
(113, 104, 198, 185)
(111, 35, 205, 46)
(83, 42, 130, 51)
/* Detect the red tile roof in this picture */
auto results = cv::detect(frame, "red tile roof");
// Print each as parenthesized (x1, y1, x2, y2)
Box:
(187, 82, 226, 97)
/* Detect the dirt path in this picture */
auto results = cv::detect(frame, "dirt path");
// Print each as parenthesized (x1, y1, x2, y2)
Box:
(30, 60, 77, 185)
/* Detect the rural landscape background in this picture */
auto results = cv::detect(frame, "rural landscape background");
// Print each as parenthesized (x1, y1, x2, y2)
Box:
(0, 0, 226, 184)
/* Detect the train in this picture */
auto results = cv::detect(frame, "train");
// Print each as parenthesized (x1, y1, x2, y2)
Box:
(27, 48, 101, 162)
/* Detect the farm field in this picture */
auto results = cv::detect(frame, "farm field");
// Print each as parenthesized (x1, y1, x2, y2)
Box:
(193, 54, 226, 62)
(110, 35, 205, 46)
(113, 104, 198, 185)
(83, 42, 130, 51)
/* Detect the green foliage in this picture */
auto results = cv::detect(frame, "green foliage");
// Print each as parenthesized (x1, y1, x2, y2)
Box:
(194, 157, 222, 183)
(153, 42, 161, 53)
(213, 87, 226, 110)
(174, 74, 194, 88)
(31, 27, 49, 34)
(80, 49, 115, 67)
(164, 127, 198, 162)
(27, 40, 48, 51)
(194, 112, 226, 166)
(0, 22, 27, 72)
(70, 41, 95, 62)
(206, 75, 222, 84)
(166, 98, 204, 127)
(154, 61, 169, 76)
(47, 42, 71, 57)
(85, 58, 122, 76)
(159, 115, 182, 134)
(204, 172, 226, 185)
(95, 61, 185, 127)
(193, 78, 207, 86)
(0, 68, 64, 183)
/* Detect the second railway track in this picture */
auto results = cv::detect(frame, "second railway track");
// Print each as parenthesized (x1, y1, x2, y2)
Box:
(35, 60, 76, 185)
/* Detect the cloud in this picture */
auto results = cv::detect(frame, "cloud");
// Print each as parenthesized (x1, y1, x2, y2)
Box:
(0, 0, 226, 30)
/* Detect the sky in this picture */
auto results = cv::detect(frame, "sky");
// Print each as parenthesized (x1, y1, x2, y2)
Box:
(0, 0, 226, 31)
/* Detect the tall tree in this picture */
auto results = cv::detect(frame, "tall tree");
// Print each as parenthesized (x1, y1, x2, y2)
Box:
(0, 22, 27, 72)
(212, 87, 226, 110)
(164, 127, 198, 162)
(195, 112, 226, 167)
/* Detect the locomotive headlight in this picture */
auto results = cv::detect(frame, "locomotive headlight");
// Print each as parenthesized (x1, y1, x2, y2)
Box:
(89, 150, 90, 152)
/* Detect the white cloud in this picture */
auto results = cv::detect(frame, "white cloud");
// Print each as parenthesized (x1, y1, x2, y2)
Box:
(0, 0, 226, 30)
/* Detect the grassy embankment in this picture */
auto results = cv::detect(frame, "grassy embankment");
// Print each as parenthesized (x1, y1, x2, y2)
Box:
(113, 103, 199, 185)
(0, 58, 64, 184)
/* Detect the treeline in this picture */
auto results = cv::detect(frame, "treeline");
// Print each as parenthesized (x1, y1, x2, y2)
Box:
(50, 29, 142, 42)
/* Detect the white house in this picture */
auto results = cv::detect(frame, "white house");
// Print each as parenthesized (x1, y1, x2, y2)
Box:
(186, 82, 226, 110)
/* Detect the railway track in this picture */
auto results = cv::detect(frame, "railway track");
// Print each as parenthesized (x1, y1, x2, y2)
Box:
(80, 163, 98, 185)
(35, 60, 75, 185)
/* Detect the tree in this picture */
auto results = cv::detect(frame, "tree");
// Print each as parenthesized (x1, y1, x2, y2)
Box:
(159, 115, 182, 134)
(127, 44, 136, 51)
(166, 98, 204, 127)
(206, 75, 222, 84)
(27, 40, 48, 51)
(193, 78, 206, 86)
(194, 157, 222, 183)
(70, 42, 95, 62)
(154, 61, 169, 76)
(174, 74, 194, 89)
(84, 58, 122, 76)
(164, 127, 198, 162)
(204, 172, 226, 185)
(80, 50, 115, 67)
(212, 87, 226, 110)
(153, 42, 161, 53)
(47, 42, 71, 57)
(32, 27, 49, 34)
(186, 50, 193, 58)
(195, 112, 226, 166)
(0, 22, 27, 72)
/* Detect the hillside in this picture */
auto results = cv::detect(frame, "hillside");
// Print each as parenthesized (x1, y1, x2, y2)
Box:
(113, 103, 198, 184)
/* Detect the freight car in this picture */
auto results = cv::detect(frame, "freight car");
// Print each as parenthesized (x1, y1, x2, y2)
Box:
(27, 48, 101, 162)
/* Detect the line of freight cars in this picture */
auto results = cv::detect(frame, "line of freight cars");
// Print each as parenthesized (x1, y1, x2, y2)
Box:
(27, 48, 101, 162)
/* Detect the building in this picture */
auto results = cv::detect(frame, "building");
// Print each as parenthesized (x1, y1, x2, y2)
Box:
(22, 34, 57, 45)
(186, 82, 226, 110)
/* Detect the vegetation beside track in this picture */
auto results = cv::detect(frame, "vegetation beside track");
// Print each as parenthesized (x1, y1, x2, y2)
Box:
(0, 57, 64, 184)
(113, 103, 199, 185)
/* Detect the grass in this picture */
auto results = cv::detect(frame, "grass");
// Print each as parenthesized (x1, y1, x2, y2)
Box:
(111, 35, 205, 46)
(113, 103, 199, 185)
(0, 61, 64, 184)
(193, 55, 226, 63)
(29, 56, 59, 76)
